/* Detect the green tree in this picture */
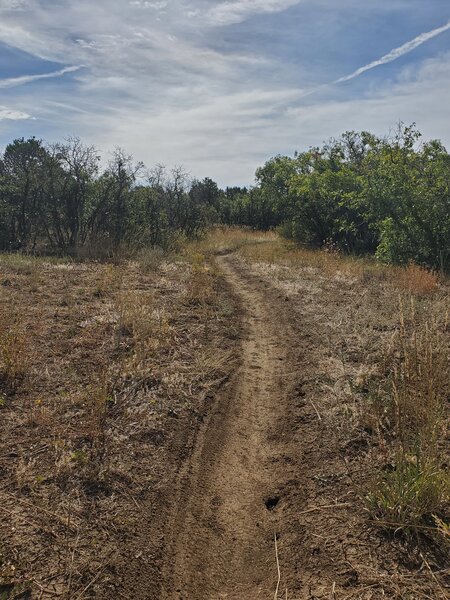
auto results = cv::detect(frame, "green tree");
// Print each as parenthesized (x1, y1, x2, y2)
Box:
(0, 137, 50, 249)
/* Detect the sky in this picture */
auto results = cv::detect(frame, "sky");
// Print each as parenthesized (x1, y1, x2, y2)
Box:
(1, 1, 450, 185)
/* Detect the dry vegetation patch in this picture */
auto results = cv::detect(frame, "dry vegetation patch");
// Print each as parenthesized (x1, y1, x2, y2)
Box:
(228, 234, 449, 599)
(0, 251, 239, 599)
(0, 232, 447, 599)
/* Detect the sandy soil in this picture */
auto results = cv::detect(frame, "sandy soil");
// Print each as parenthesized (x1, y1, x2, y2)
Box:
(163, 254, 293, 599)
(159, 252, 448, 600)
(1, 248, 447, 599)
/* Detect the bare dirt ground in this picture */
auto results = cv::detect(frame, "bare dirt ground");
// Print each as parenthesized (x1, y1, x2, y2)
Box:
(0, 240, 448, 599)
(0, 253, 241, 599)
(161, 248, 448, 600)
(163, 254, 293, 599)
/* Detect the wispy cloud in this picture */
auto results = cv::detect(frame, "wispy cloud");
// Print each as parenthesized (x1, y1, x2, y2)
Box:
(334, 20, 450, 84)
(129, 0, 168, 9)
(0, 0, 30, 10)
(0, 1, 450, 184)
(0, 65, 82, 89)
(0, 105, 32, 120)
(204, 0, 301, 26)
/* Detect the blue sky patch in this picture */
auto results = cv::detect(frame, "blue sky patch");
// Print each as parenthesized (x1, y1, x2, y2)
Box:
(1, 0, 450, 184)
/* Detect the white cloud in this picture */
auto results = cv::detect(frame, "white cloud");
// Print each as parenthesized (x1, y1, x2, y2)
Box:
(0, 105, 32, 120)
(71, 53, 450, 184)
(282, 54, 450, 158)
(205, 0, 301, 26)
(0, 0, 31, 10)
(129, 0, 168, 9)
(0, 1, 450, 185)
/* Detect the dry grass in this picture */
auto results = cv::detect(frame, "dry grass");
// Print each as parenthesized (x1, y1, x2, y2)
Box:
(236, 237, 374, 279)
(389, 299, 448, 455)
(185, 226, 277, 257)
(392, 262, 440, 295)
(236, 234, 444, 296)
(136, 246, 165, 273)
(213, 227, 449, 598)
(0, 232, 447, 598)
(93, 262, 123, 298)
(83, 378, 111, 457)
(367, 299, 449, 532)
(232, 230, 449, 533)
(0, 247, 239, 598)
(0, 318, 27, 391)
(185, 252, 217, 305)
(117, 289, 159, 346)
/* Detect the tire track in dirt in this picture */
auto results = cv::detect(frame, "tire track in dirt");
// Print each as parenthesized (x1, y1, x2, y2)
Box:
(163, 254, 290, 599)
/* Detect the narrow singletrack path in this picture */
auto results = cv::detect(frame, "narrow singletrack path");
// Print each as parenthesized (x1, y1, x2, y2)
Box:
(164, 254, 290, 599)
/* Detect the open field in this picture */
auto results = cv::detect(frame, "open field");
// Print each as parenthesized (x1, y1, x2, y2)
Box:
(0, 229, 448, 599)
(0, 249, 240, 599)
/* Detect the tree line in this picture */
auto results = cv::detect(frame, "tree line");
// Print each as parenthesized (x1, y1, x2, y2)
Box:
(0, 124, 449, 269)
(0, 137, 228, 256)
(229, 124, 449, 271)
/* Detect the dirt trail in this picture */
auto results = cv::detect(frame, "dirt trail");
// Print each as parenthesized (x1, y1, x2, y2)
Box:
(164, 254, 290, 599)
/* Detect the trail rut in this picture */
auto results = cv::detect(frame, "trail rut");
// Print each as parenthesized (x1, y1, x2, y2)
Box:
(164, 254, 289, 599)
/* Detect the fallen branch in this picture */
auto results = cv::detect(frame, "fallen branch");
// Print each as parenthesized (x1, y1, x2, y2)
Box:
(274, 533, 281, 600)
(310, 400, 322, 421)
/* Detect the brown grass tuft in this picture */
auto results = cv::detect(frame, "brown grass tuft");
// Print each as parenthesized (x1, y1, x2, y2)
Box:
(391, 263, 440, 295)
(367, 298, 449, 532)
(186, 253, 217, 305)
(0, 320, 27, 390)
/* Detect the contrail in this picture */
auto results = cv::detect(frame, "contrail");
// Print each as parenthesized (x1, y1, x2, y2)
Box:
(0, 65, 82, 89)
(290, 19, 450, 103)
(334, 20, 450, 84)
